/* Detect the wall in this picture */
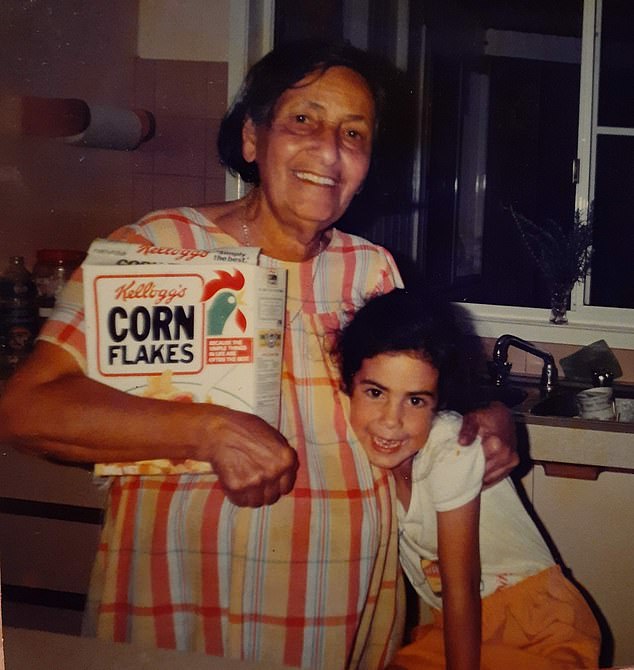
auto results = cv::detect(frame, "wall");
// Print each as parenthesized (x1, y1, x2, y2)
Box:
(137, 0, 230, 61)
(0, 1, 228, 271)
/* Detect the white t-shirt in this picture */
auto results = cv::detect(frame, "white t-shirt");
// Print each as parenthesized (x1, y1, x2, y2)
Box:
(397, 411, 554, 610)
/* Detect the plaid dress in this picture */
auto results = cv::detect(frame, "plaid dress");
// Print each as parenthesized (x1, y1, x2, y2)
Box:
(40, 208, 405, 669)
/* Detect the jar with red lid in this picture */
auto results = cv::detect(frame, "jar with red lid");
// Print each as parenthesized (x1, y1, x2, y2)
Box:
(32, 249, 86, 324)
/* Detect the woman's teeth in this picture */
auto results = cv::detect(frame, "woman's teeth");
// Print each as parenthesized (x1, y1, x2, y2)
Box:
(295, 171, 336, 186)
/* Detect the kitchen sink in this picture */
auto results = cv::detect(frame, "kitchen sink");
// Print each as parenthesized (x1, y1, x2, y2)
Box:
(530, 385, 634, 421)
(475, 385, 528, 409)
(475, 374, 634, 423)
(530, 392, 577, 417)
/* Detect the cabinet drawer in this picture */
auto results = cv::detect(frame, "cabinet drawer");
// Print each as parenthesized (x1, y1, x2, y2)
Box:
(0, 513, 100, 593)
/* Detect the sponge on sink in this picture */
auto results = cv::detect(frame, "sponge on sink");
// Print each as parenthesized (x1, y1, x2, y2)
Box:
(559, 339, 623, 383)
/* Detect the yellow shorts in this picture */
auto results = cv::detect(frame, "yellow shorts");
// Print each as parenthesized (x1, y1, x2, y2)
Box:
(388, 565, 601, 670)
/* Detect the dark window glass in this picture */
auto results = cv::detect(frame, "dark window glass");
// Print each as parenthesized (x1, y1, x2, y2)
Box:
(590, 134, 634, 307)
(597, 0, 634, 127)
(421, 10, 582, 307)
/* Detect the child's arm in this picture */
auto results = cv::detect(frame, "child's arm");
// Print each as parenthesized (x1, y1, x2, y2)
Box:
(437, 495, 482, 670)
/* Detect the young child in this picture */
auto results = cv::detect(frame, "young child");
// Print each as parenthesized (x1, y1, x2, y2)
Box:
(336, 289, 601, 670)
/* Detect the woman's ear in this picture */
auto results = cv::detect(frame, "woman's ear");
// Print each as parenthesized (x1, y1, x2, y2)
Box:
(242, 117, 257, 163)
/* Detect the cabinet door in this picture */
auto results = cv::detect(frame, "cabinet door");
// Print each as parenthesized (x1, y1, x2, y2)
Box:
(0, 445, 106, 634)
(531, 465, 634, 667)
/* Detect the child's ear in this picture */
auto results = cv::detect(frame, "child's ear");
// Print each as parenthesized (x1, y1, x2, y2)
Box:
(242, 117, 257, 163)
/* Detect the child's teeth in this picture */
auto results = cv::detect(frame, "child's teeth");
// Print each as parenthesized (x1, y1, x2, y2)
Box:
(375, 436, 401, 449)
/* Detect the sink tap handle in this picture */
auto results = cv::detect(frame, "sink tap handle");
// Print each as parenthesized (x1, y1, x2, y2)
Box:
(541, 362, 558, 393)
(487, 359, 512, 387)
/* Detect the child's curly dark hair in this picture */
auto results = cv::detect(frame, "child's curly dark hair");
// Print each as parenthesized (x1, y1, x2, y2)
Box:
(333, 289, 483, 412)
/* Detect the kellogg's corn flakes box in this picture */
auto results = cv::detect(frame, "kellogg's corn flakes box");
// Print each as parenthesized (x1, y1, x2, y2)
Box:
(82, 239, 287, 475)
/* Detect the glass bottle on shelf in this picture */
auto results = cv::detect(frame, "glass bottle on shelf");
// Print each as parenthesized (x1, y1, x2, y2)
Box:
(32, 249, 85, 326)
(0, 255, 39, 374)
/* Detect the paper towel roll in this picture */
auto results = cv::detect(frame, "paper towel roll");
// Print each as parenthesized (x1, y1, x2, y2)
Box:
(64, 104, 154, 150)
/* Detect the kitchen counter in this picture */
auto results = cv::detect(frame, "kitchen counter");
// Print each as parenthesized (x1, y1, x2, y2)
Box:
(1, 627, 296, 670)
(517, 418, 634, 473)
(505, 377, 634, 474)
(2, 626, 633, 670)
(508, 379, 634, 666)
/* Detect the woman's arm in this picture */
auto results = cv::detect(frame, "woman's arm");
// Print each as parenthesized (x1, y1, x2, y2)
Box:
(0, 341, 298, 507)
(437, 496, 482, 670)
(458, 401, 519, 487)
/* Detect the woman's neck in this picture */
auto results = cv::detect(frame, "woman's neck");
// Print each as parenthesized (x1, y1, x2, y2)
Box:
(210, 190, 329, 262)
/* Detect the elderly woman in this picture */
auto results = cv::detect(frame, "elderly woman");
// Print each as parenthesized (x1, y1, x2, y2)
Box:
(0, 40, 517, 669)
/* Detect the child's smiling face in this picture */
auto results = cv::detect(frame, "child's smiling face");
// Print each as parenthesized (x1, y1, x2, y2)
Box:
(349, 352, 439, 471)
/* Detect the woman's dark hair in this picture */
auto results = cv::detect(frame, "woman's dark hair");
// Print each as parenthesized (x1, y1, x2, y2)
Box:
(217, 39, 397, 185)
(335, 289, 483, 412)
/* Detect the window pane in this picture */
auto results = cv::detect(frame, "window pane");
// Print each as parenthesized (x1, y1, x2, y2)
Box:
(597, 0, 634, 127)
(418, 1, 583, 307)
(476, 57, 580, 307)
(590, 134, 634, 308)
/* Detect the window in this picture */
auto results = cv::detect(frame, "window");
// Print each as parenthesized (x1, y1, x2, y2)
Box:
(585, 0, 634, 309)
(408, 0, 634, 346)
(272, 0, 634, 346)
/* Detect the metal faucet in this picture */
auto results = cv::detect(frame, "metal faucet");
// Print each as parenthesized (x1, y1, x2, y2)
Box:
(489, 334, 558, 393)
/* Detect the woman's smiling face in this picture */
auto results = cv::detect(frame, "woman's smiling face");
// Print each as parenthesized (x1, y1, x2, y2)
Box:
(242, 65, 375, 235)
(349, 352, 439, 471)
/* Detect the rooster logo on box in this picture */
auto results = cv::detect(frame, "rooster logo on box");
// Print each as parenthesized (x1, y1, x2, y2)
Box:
(202, 269, 247, 335)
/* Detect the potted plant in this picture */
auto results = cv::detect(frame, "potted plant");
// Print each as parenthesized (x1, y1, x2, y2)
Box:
(508, 205, 593, 324)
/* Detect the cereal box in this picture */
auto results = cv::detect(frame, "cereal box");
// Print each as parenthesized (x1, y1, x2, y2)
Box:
(82, 239, 287, 475)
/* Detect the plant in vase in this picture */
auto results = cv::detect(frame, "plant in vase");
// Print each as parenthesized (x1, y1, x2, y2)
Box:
(508, 205, 593, 324)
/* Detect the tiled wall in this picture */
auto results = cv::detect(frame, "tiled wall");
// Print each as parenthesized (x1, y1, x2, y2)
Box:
(1, 57, 227, 270)
(130, 57, 228, 219)
(1, 0, 229, 268)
